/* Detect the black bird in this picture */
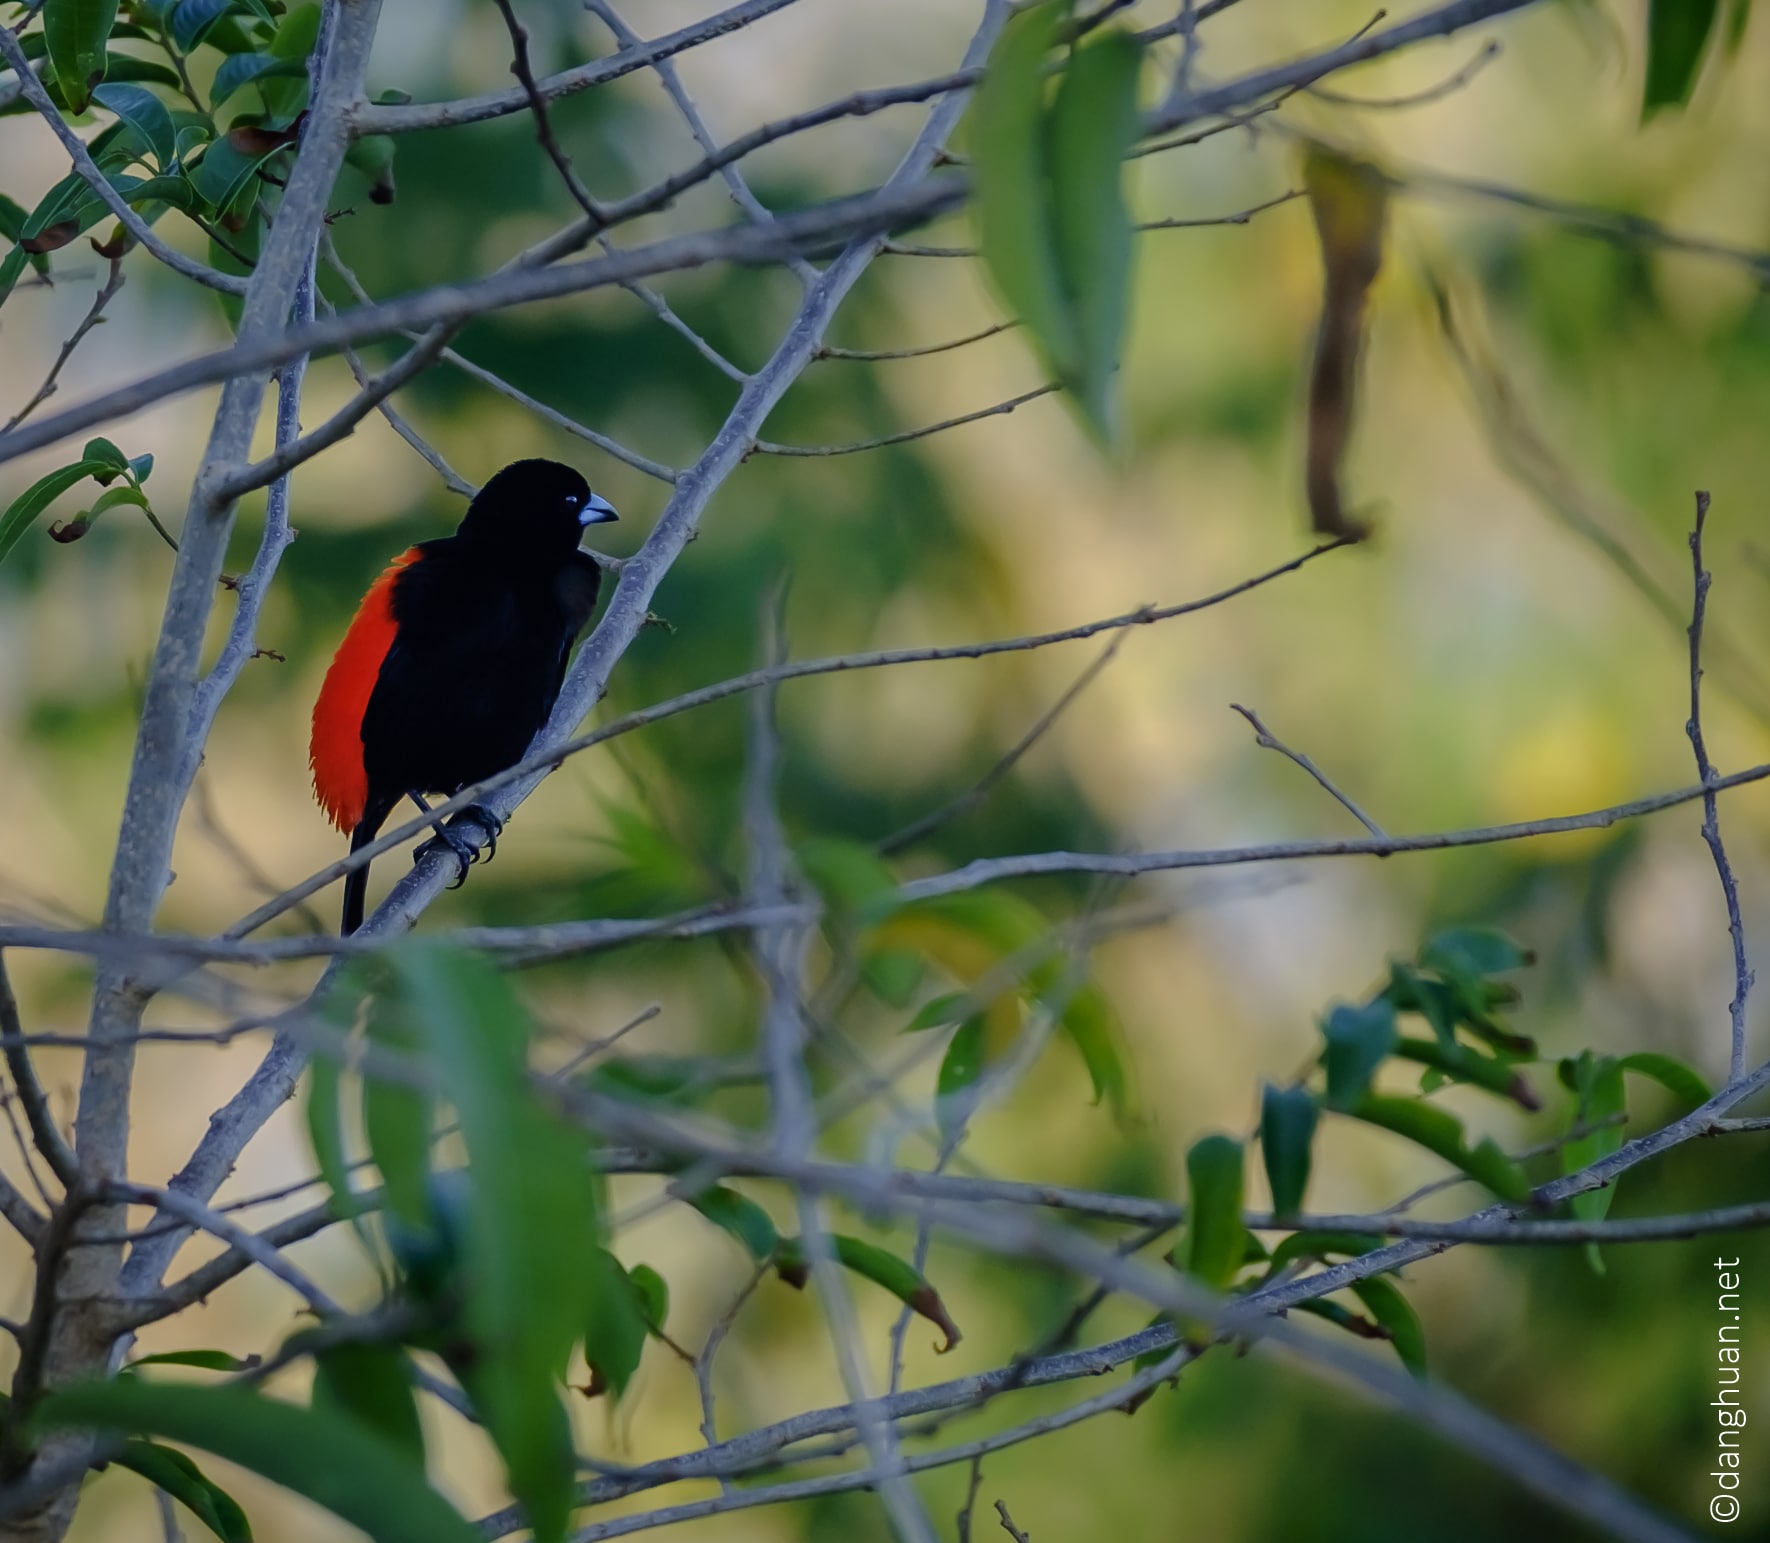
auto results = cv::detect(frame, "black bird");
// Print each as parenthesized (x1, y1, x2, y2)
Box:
(310, 458, 618, 934)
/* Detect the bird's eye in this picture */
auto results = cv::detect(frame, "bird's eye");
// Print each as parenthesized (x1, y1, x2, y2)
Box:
(565, 493, 582, 507)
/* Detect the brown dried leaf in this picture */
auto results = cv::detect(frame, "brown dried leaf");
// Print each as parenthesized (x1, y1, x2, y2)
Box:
(1302, 144, 1389, 540)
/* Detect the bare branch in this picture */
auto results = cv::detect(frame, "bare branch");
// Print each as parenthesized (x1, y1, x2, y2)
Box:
(1230, 702, 1386, 837)
(1685, 490, 1754, 1084)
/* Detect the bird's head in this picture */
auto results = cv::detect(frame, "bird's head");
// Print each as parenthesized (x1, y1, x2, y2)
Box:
(457, 457, 618, 560)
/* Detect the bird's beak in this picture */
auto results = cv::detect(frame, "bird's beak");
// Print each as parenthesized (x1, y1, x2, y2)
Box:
(578, 493, 619, 527)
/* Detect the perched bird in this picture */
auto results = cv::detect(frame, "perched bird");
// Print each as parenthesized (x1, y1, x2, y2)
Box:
(310, 458, 618, 934)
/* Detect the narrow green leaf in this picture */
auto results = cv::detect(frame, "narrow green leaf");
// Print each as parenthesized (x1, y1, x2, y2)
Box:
(126, 1350, 252, 1373)
(1046, 27, 1142, 441)
(40, 1382, 479, 1543)
(0, 245, 28, 311)
(0, 459, 109, 568)
(114, 1440, 253, 1543)
(1321, 999, 1397, 1110)
(387, 945, 599, 1543)
(1050, 978, 1131, 1124)
(44, 0, 120, 113)
(362, 994, 432, 1230)
(1350, 1276, 1427, 1376)
(303, 1048, 372, 1264)
(1643, 0, 1721, 117)
(345, 132, 396, 204)
(311, 1344, 425, 1469)
(1563, 1054, 1626, 1273)
(1618, 1051, 1711, 1106)
(1259, 1083, 1317, 1218)
(92, 82, 177, 170)
(1347, 1094, 1531, 1203)
(1265, 1230, 1383, 1274)
(935, 1015, 985, 1143)
(904, 992, 969, 1033)
(972, 0, 1078, 377)
(1181, 1133, 1246, 1289)
(687, 1185, 779, 1263)
(831, 1234, 962, 1352)
(1390, 1035, 1539, 1110)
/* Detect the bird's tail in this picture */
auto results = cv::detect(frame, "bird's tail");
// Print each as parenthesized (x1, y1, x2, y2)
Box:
(342, 790, 397, 936)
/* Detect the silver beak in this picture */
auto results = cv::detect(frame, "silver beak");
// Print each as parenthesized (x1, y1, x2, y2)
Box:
(578, 492, 619, 526)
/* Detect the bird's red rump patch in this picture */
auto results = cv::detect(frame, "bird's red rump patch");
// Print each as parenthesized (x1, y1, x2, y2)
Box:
(309, 547, 420, 833)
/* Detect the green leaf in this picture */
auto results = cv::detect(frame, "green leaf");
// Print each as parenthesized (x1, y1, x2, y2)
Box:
(1180, 1133, 1246, 1290)
(1643, 0, 1721, 117)
(1350, 1276, 1427, 1376)
(904, 991, 968, 1033)
(1421, 927, 1531, 978)
(362, 994, 432, 1231)
(629, 1264, 668, 1331)
(40, 1382, 479, 1543)
(782, 1234, 962, 1352)
(304, 1046, 371, 1260)
(170, 0, 246, 51)
(81, 436, 129, 474)
(0, 193, 51, 277)
(1390, 1035, 1539, 1110)
(1045, 27, 1142, 442)
(210, 50, 306, 111)
(384, 944, 599, 1543)
(688, 1185, 779, 1263)
(973, 0, 1078, 379)
(1265, 1230, 1383, 1274)
(1346, 1094, 1531, 1203)
(860, 947, 923, 1008)
(92, 82, 177, 170)
(0, 459, 111, 568)
(1050, 977, 1130, 1125)
(583, 1248, 650, 1400)
(935, 1015, 985, 1144)
(1619, 1051, 1711, 1106)
(1259, 1083, 1318, 1218)
(125, 1350, 253, 1373)
(0, 245, 28, 310)
(44, 0, 120, 113)
(344, 132, 396, 205)
(1321, 999, 1397, 1110)
(114, 1440, 252, 1543)
(1562, 1053, 1626, 1273)
(187, 128, 290, 211)
(311, 1344, 424, 1469)
(797, 835, 898, 918)
(586, 1054, 710, 1107)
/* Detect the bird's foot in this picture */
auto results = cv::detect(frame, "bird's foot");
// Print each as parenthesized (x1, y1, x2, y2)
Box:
(413, 806, 503, 888)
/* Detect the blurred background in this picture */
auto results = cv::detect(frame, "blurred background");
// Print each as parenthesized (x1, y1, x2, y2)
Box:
(3, 0, 1769, 1537)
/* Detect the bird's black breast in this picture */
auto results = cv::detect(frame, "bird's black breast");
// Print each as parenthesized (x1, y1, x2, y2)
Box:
(359, 538, 601, 798)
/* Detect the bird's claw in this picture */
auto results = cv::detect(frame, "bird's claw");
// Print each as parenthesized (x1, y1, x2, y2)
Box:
(412, 805, 503, 886)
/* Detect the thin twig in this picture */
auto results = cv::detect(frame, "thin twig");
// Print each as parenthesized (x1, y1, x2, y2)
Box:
(0, 950, 75, 1192)
(1685, 490, 1754, 1085)
(1231, 702, 1386, 837)
(753, 384, 1057, 457)
(3, 257, 125, 431)
(882, 636, 1126, 855)
(995, 1501, 1031, 1543)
